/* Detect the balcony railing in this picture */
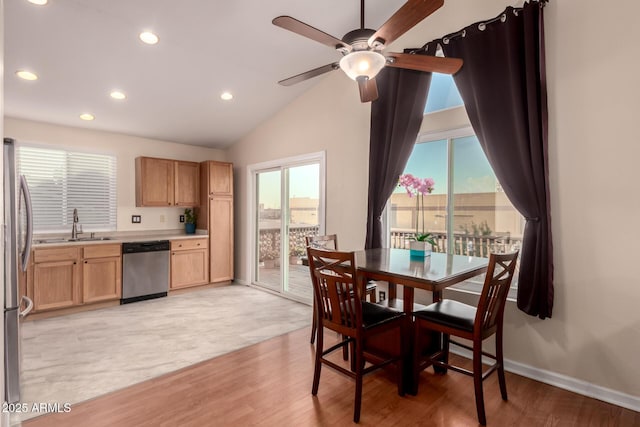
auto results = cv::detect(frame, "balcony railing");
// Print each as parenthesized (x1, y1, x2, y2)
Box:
(389, 230, 522, 257)
(258, 226, 522, 261)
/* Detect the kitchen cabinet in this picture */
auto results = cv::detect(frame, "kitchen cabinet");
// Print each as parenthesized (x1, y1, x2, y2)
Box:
(82, 244, 122, 303)
(28, 243, 123, 313)
(196, 161, 234, 283)
(170, 238, 209, 289)
(174, 161, 200, 206)
(207, 161, 233, 196)
(135, 156, 200, 207)
(29, 247, 81, 312)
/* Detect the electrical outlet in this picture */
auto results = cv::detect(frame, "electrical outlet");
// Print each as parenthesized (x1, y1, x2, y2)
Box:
(379, 291, 386, 301)
(131, 215, 141, 224)
(160, 214, 165, 223)
(179, 215, 185, 223)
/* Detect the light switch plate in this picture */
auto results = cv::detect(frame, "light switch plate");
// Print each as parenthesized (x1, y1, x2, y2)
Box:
(179, 215, 185, 223)
(132, 215, 141, 223)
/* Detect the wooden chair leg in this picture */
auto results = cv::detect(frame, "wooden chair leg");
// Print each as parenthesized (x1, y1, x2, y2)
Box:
(496, 328, 508, 401)
(367, 288, 376, 303)
(473, 342, 487, 426)
(412, 320, 424, 395)
(353, 340, 364, 423)
(311, 322, 323, 396)
(310, 302, 317, 344)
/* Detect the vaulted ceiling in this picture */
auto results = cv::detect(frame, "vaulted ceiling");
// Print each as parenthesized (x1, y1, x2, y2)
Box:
(5, 0, 414, 148)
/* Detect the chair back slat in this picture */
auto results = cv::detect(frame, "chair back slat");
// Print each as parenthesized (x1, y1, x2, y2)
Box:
(476, 252, 519, 333)
(306, 247, 361, 336)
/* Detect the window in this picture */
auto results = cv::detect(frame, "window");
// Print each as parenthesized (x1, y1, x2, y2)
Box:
(388, 74, 523, 298)
(17, 145, 117, 233)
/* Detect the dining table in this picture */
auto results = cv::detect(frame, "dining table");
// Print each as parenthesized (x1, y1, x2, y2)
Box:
(353, 248, 490, 393)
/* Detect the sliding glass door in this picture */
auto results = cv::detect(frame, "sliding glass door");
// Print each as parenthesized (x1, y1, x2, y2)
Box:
(250, 153, 325, 303)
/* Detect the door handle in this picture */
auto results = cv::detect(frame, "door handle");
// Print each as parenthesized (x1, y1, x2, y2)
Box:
(20, 296, 34, 318)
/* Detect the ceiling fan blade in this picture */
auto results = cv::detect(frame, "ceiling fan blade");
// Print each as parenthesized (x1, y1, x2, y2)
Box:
(273, 16, 351, 51)
(386, 53, 463, 74)
(358, 77, 379, 103)
(278, 63, 340, 86)
(368, 0, 444, 48)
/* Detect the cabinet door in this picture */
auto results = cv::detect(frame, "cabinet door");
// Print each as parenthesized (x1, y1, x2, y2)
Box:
(174, 161, 200, 206)
(136, 157, 174, 206)
(170, 249, 209, 289)
(208, 162, 233, 196)
(33, 260, 80, 311)
(210, 196, 233, 282)
(83, 256, 122, 303)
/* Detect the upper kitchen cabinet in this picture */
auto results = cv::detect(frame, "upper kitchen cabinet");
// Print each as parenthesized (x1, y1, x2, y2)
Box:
(135, 156, 200, 207)
(207, 161, 233, 196)
(174, 161, 200, 206)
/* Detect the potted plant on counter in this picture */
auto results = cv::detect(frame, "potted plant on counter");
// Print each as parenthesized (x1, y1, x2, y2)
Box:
(184, 208, 197, 234)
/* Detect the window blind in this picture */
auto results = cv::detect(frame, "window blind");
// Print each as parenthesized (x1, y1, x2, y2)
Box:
(17, 145, 117, 233)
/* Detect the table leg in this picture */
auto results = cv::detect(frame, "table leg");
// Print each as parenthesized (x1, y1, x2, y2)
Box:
(388, 282, 397, 301)
(401, 286, 417, 395)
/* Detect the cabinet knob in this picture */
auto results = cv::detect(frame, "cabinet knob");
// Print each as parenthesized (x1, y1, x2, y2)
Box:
(197, 243, 200, 246)
(84, 261, 87, 264)
(179, 244, 182, 247)
(73, 262, 77, 265)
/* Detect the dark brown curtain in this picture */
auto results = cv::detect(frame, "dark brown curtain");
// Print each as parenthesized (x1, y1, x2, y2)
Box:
(441, 1, 553, 318)
(364, 52, 434, 249)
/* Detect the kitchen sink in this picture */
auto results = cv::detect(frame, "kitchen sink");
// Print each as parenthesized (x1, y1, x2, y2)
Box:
(35, 237, 113, 244)
(74, 237, 112, 241)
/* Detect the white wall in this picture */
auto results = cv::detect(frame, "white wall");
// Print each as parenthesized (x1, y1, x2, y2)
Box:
(227, 0, 640, 405)
(4, 117, 226, 232)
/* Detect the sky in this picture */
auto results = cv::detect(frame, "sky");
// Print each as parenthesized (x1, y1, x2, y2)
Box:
(258, 163, 319, 209)
(398, 73, 497, 195)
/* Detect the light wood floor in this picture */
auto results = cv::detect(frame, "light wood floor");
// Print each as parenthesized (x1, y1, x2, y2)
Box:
(24, 327, 639, 427)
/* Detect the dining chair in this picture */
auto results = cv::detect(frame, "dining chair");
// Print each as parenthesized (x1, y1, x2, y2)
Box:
(412, 251, 519, 426)
(306, 246, 408, 423)
(305, 234, 377, 345)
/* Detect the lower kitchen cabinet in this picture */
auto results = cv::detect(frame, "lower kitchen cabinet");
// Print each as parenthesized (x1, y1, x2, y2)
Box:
(28, 243, 122, 313)
(82, 244, 122, 303)
(170, 238, 209, 289)
(30, 247, 81, 312)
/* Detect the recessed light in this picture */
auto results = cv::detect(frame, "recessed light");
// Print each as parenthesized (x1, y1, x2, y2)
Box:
(79, 113, 95, 121)
(220, 92, 233, 101)
(16, 70, 38, 81)
(27, 0, 48, 5)
(110, 91, 126, 100)
(139, 31, 159, 45)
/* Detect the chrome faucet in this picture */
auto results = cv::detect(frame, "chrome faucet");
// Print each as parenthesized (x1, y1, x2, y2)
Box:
(71, 208, 79, 240)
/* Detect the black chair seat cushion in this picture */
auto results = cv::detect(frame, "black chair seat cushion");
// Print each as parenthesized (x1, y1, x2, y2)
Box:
(413, 300, 476, 332)
(362, 301, 405, 329)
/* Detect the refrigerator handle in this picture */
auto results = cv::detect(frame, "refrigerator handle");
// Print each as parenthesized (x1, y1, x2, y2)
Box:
(20, 175, 34, 272)
(20, 296, 34, 318)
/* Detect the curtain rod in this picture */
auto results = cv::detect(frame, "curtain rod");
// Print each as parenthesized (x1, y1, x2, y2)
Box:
(416, 0, 548, 48)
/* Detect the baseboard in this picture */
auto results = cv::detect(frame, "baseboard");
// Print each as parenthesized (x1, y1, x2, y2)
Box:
(450, 347, 640, 413)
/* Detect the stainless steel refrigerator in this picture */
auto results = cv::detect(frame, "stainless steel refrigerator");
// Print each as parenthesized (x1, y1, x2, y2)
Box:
(3, 137, 34, 403)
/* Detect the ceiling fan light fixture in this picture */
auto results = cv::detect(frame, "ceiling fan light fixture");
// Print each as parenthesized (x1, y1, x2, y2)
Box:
(339, 50, 385, 81)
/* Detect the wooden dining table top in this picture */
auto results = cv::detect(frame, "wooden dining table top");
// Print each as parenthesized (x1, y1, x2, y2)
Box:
(354, 248, 489, 293)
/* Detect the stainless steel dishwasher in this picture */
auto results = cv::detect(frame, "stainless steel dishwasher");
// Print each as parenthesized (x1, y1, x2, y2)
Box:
(121, 240, 170, 304)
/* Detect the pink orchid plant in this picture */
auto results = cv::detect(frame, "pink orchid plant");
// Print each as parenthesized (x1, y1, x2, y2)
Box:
(398, 173, 436, 246)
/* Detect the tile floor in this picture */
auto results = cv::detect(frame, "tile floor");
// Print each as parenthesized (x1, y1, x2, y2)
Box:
(15, 285, 311, 424)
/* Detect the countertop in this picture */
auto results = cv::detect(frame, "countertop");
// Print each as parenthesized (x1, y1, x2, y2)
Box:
(32, 229, 208, 248)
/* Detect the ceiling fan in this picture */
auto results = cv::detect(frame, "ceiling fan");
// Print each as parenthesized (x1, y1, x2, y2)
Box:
(273, 0, 463, 103)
